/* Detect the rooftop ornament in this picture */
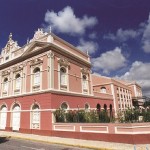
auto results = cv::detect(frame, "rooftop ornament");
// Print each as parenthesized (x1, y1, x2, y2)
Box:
(2, 33, 20, 55)
(30, 28, 48, 42)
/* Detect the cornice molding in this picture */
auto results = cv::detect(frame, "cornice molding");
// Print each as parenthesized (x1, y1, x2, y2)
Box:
(0, 88, 113, 101)
(81, 67, 90, 74)
(0, 42, 91, 70)
(30, 58, 43, 66)
(58, 58, 70, 67)
(12, 65, 23, 72)
(2, 70, 11, 76)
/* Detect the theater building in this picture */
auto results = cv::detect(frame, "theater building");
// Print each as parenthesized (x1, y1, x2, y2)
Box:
(0, 29, 113, 133)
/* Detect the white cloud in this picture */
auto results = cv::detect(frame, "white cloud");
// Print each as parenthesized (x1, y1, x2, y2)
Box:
(119, 61, 150, 96)
(91, 47, 127, 74)
(44, 6, 98, 35)
(104, 28, 140, 42)
(142, 13, 150, 53)
(103, 13, 150, 53)
(77, 39, 98, 54)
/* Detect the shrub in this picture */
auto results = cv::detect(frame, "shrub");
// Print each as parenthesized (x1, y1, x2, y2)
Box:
(124, 109, 136, 123)
(117, 108, 150, 123)
(117, 111, 124, 123)
(98, 110, 110, 123)
(85, 110, 99, 123)
(142, 111, 150, 122)
(66, 110, 79, 122)
(54, 108, 150, 123)
(54, 109, 112, 123)
(54, 109, 65, 122)
(78, 110, 86, 123)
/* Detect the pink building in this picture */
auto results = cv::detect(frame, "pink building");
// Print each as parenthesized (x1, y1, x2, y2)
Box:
(0, 29, 114, 133)
(92, 74, 143, 116)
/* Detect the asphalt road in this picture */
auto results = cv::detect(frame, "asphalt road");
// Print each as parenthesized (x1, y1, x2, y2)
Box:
(0, 137, 93, 150)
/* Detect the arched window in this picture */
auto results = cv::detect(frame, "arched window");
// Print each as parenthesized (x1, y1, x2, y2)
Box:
(3, 78, 8, 92)
(31, 104, 40, 129)
(33, 67, 40, 86)
(15, 73, 21, 90)
(104, 104, 107, 111)
(100, 87, 106, 93)
(61, 102, 69, 110)
(110, 104, 112, 114)
(60, 67, 67, 88)
(110, 104, 112, 112)
(82, 74, 88, 93)
(0, 105, 7, 129)
(96, 104, 101, 111)
(12, 104, 21, 131)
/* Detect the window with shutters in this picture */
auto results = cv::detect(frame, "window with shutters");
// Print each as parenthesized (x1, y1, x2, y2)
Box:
(15, 74, 21, 89)
(82, 74, 88, 94)
(3, 78, 8, 96)
(14, 73, 21, 94)
(31, 104, 40, 129)
(32, 67, 40, 91)
(0, 105, 7, 129)
(60, 67, 67, 90)
(33, 68, 40, 85)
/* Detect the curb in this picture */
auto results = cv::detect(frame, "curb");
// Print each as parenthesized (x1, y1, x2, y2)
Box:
(0, 134, 112, 150)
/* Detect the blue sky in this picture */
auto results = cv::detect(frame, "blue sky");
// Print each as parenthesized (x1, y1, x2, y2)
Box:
(0, 0, 150, 96)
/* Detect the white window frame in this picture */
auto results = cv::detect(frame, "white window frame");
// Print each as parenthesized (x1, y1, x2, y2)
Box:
(34, 72, 40, 86)
(15, 74, 21, 90)
(0, 105, 7, 129)
(100, 87, 106, 93)
(59, 66, 68, 90)
(3, 79, 8, 91)
(82, 74, 88, 94)
(31, 104, 40, 129)
(13, 70, 23, 95)
(31, 66, 42, 91)
(3, 77, 9, 96)
(11, 104, 21, 131)
(60, 102, 69, 111)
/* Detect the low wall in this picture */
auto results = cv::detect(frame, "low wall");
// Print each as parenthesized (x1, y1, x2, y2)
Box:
(52, 123, 150, 144)
(2, 123, 150, 144)
(53, 123, 150, 134)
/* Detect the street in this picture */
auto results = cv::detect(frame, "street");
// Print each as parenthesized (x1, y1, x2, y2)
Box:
(0, 137, 93, 150)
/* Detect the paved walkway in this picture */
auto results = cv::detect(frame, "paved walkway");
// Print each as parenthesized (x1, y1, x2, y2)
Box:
(0, 131, 150, 150)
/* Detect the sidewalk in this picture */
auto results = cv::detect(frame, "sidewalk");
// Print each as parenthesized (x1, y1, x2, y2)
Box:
(0, 131, 149, 150)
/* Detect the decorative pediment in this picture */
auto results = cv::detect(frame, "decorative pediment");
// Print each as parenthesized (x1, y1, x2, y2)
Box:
(81, 68, 90, 74)
(58, 58, 70, 67)
(30, 28, 47, 42)
(22, 42, 49, 57)
(25, 45, 42, 54)
(12, 65, 23, 72)
(2, 70, 10, 76)
(30, 58, 43, 66)
(2, 33, 20, 55)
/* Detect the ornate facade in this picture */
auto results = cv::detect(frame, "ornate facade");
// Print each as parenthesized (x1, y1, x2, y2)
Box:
(0, 29, 113, 132)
